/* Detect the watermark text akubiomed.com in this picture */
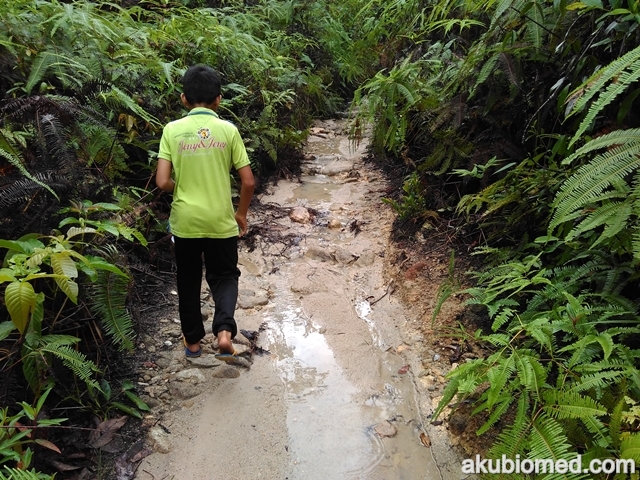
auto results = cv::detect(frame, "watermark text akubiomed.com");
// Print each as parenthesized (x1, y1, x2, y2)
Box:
(462, 455, 636, 475)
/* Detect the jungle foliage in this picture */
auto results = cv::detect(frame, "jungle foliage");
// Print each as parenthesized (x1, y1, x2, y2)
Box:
(0, 0, 364, 475)
(1, 0, 640, 476)
(345, 0, 640, 474)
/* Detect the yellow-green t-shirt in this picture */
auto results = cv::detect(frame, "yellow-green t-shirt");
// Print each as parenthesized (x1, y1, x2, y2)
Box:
(158, 107, 250, 238)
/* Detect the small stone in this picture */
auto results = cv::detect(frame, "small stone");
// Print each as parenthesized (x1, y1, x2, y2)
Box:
(175, 369, 207, 383)
(212, 366, 242, 378)
(164, 340, 173, 347)
(374, 421, 398, 438)
(304, 246, 333, 262)
(187, 356, 222, 368)
(148, 427, 171, 454)
(290, 206, 311, 224)
(328, 218, 342, 229)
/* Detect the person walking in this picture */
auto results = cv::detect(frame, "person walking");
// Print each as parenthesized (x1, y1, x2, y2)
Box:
(156, 64, 255, 362)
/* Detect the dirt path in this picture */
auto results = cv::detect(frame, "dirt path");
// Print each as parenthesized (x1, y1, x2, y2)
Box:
(135, 119, 467, 480)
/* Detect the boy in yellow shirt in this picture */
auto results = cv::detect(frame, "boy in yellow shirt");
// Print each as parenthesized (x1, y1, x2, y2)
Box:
(156, 64, 255, 360)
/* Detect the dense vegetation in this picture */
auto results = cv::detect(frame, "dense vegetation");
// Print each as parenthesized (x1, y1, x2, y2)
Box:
(0, 0, 639, 477)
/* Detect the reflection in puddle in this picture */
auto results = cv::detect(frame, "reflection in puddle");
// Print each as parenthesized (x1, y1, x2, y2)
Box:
(265, 296, 386, 479)
(290, 182, 341, 204)
(306, 137, 343, 155)
(355, 299, 386, 350)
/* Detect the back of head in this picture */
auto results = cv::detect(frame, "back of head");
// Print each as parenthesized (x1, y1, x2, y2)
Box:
(182, 64, 221, 105)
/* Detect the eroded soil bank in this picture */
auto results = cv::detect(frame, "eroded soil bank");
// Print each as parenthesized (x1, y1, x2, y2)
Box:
(133, 119, 470, 480)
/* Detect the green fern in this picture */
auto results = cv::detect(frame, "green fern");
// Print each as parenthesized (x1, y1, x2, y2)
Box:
(0, 468, 54, 480)
(88, 269, 135, 353)
(23, 333, 100, 393)
(550, 130, 640, 219)
(566, 45, 640, 147)
(25, 51, 90, 94)
(0, 148, 59, 200)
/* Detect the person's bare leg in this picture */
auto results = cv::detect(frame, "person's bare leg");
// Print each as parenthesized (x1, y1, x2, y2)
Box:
(217, 330, 234, 354)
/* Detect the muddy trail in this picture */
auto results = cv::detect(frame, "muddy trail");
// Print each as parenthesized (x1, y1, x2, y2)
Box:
(133, 119, 468, 480)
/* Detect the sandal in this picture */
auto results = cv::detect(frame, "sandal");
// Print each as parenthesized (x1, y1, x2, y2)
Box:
(215, 350, 251, 368)
(214, 349, 239, 362)
(183, 337, 202, 358)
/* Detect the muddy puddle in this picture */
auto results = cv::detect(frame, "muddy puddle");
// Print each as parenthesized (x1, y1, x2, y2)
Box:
(256, 126, 443, 480)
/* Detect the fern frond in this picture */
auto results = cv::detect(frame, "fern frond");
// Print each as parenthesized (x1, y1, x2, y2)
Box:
(40, 113, 75, 171)
(620, 433, 640, 463)
(524, 0, 544, 49)
(544, 390, 607, 420)
(0, 467, 54, 480)
(561, 128, 640, 166)
(39, 344, 100, 389)
(528, 413, 573, 462)
(0, 149, 59, 201)
(88, 270, 135, 352)
(487, 393, 530, 458)
(471, 51, 500, 97)
(486, 354, 516, 407)
(566, 45, 640, 146)
(477, 394, 515, 435)
(566, 370, 626, 393)
(514, 352, 547, 398)
(25, 51, 91, 94)
(550, 139, 640, 231)
(610, 396, 625, 449)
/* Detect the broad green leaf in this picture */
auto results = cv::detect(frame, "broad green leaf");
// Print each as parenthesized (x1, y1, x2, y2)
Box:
(0, 321, 16, 341)
(66, 227, 97, 239)
(97, 223, 120, 236)
(50, 252, 78, 279)
(0, 269, 16, 283)
(5, 281, 36, 333)
(49, 253, 79, 303)
(58, 217, 80, 228)
(91, 202, 122, 211)
(0, 240, 28, 253)
(111, 401, 143, 419)
(124, 390, 151, 411)
(85, 256, 128, 277)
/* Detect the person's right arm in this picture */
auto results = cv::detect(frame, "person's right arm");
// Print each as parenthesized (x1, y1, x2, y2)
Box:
(156, 159, 175, 192)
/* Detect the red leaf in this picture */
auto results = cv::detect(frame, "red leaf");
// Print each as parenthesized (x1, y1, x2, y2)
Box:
(398, 365, 410, 374)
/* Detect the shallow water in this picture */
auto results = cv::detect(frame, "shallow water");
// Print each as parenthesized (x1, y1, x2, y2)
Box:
(262, 132, 441, 479)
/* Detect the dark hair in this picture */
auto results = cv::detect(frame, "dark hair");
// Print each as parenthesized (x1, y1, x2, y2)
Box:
(182, 64, 221, 105)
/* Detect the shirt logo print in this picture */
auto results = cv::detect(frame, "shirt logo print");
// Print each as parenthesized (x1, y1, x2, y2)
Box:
(197, 127, 211, 140)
